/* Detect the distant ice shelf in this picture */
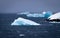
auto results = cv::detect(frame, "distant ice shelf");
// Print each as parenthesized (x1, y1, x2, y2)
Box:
(27, 11, 52, 18)
(17, 11, 52, 18)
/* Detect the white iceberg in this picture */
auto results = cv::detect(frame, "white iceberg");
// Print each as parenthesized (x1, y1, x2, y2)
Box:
(27, 11, 52, 18)
(11, 17, 40, 25)
(48, 12, 60, 20)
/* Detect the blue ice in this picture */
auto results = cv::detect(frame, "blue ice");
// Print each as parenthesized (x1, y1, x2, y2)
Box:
(43, 11, 52, 18)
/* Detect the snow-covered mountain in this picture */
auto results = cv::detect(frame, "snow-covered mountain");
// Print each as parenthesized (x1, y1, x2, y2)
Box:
(11, 17, 40, 25)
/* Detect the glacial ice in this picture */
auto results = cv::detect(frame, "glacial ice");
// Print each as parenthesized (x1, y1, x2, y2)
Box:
(48, 12, 60, 20)
(43, 11, 52, 18)
(11, 17, 40, 25)
(27, 11, 52, 18)
(17, 11, 52, 18)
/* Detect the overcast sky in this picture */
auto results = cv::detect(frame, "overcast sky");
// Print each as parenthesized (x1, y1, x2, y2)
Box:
(0, 0, 60, 13)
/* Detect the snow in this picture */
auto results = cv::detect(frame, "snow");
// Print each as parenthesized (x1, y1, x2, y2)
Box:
(11, 17, 40, 25)
(48, 12, 60, 20)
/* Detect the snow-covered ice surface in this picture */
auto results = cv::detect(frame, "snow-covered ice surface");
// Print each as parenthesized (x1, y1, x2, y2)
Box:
(11, 17, 40, 25)
(48, 12, 60, 20)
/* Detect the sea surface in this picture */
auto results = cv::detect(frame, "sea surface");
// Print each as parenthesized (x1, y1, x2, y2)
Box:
(0, 13, 60, 38)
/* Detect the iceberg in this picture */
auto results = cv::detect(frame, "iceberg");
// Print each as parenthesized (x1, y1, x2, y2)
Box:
(11, 17, 40, 25)
(48, 12, 60, 20)
(27, 11, 52, 18)
(47, 12, 60, 21)
(17, 11, 52, 18)
(43, 11, 52, 18)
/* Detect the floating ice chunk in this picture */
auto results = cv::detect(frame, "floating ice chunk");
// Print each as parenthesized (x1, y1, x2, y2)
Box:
(43, 11, 52, 18)
(19, 34, 25, 36)
(11, 17, 40, 25)
(48, 12, 60, 20)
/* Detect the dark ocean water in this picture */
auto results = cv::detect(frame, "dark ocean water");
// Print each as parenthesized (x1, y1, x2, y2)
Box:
(0, 14, 60, 38)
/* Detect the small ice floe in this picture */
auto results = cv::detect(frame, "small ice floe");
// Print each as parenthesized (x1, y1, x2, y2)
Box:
(11, 17, 40, 25)
(19, 34, 25, 36)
